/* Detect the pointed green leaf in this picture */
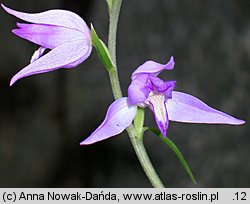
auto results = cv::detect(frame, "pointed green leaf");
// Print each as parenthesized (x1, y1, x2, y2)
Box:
(106, 0, 114, 13)
(143, 127, 197, 184)
(133, 107, 145, 140)
(91, 24, 114, 71)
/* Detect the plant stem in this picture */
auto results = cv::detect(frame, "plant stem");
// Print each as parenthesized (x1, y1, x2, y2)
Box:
(107, 0, 164, 187)
(108, 0, 123, 99)
(108, 0, 122, 68)
(126, 126, 164, 188)
(109, 68, 122, 99)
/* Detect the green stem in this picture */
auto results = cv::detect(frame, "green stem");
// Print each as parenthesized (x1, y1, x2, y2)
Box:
(108, 0, 122, 68)
(108, 0, 123, 99)
(107, 0, 164, 187)
(109, 68, 122, 99)
(126, 126, 164, 188)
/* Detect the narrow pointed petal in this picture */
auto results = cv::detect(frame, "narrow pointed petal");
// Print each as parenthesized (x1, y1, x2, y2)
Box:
(13, 23, 85, 49)
(131, 56, 174, 80)
(147, 93, 169, 136)
(80, 97, 137, 145)
(1, 4, 90, 35)
(166, 91, 245, 125)
(128, 74, 151, 105)
(10, 39, 92, 86)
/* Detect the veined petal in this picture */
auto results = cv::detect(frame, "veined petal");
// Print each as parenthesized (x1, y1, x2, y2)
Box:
(166, 91, 245, 125)
(147, 93, 169, 136)
(13, 23, 86, 49)
(128, 74, 151, 105)
(131, 56, 174, 80)
(80, 97, 137, 145)
(10, 39, 92, 86)
(1, 4, 90, 35)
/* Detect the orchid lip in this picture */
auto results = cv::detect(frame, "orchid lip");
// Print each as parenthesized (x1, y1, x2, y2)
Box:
(145, 92, 168, 136)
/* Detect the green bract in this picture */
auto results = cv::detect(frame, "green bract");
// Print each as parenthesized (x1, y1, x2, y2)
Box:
(91, 24, 114, 71)
(144, 127, 196, 184)
(106, 0, 114, 13)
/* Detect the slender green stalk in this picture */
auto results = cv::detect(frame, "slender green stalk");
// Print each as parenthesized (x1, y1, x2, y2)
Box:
(108, 0, 122, 68)
(109, 68, 122, 99)
(126, 126, 164, 188)
(107, 0, 164, 187)
(107, 0, 123, 99)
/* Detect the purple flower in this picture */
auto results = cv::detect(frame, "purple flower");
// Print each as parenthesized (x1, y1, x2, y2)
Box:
(2, 4, 92, 86)
(81, 57, 245, 145)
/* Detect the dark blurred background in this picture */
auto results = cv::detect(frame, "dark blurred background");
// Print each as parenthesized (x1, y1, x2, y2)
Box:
(0, 0, 249, 187)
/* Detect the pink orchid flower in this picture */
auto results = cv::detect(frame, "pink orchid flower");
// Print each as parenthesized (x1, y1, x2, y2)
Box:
(2, 4, 92, 86)
(81, 57, 245, 145)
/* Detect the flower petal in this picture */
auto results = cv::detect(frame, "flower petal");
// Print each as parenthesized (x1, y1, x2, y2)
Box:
(148, 75, 176, 98)
(1, 4, 90, 35)
(80, 97, 137, 145)
(128, 74, 151, 105)
(166, 91, 245, 125)
(10, 39, 92, 86)
(147, 93, 169, 136)
(131, 56, 175, 80)
(13, 23, 85, 49)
